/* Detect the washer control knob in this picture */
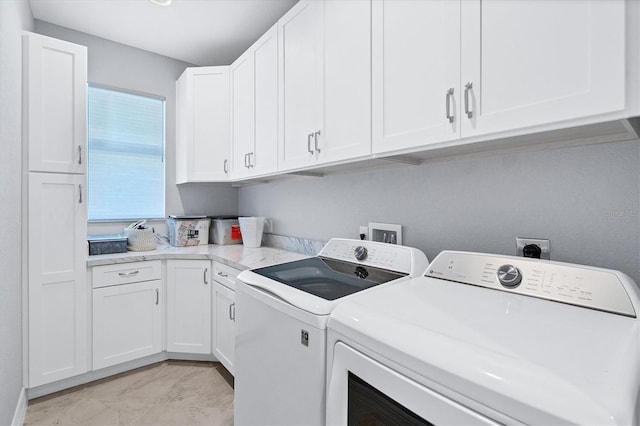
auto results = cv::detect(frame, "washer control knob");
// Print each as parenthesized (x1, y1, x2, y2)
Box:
(497, 264, 522, 288)
(354, 246, 368, 261)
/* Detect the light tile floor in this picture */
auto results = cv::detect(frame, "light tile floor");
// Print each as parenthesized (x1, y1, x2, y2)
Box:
(24, 361, 234, 426)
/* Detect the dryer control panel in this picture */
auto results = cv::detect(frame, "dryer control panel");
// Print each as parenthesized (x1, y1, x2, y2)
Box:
(426, 251, 638, 317)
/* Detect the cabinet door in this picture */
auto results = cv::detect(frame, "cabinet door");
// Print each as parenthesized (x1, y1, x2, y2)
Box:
(252, 24, 279, 176)
(278, 0, 322, 170)
(166, 260, 212, 354)
(372, 0, 460, 155)
(213, 283, 235, 375)
(28, 173, 88, 387)
(461, 0, 626, 137)
(230, 51, 254, 180)
(318, 0, 372, 163)
(176, 67, 230, 183)
(24, 33, 87, 174)
(93, 280, 162, 370)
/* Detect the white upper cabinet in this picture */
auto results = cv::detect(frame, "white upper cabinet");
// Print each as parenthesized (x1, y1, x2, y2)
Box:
(230, 51, 255, 180)
(24, 33, 87, 174)
(460, 0, 626, 138)
(278, 0, 322, 170)
(176, 67, 230, 183)
(373, 0, 628, 156)
(230, 25, 279, 179)
(278, 0, 371, 171)
(372, 1, 460, 153)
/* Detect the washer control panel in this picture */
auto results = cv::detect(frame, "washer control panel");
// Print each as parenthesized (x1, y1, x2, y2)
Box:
(319, 238, 428, 275)
(426, 251, 637, 317)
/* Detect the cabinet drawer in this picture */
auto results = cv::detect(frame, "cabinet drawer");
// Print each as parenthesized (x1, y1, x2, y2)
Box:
(92, 260, 161, 288)
(213, 262, 241, 290)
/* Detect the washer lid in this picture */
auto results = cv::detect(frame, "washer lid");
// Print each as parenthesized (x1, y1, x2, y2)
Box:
(251, 257, 406, 301)
(328, 269, 640, 424)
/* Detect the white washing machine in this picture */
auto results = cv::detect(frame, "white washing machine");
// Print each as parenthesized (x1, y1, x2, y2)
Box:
(234, 238, 428, 425)
(326, 251, 640, 425)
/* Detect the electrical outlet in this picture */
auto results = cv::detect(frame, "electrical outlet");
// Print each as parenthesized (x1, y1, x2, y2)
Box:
(359, 225, 368, 240)
(264, 218, 274, 234)
(516, 237, 550, 260)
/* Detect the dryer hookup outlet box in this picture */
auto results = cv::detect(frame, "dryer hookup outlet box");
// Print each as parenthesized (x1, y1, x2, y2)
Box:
(369, 222, 402, 245)
(516, 237, 550, 260)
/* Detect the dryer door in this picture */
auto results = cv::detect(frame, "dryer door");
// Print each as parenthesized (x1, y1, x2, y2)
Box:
(326, 342, 500, 425)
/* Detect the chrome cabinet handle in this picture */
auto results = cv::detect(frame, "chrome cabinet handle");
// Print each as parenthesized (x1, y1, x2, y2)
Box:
(229, 302, 236, 321)
(118, 270, 139, 277)
(464, 82, 473, 119)
(445, 88, 454, 123)
(244, 153, 248, 168)
(223, 159, 228, 174)
(204, 268, 208, 284)
(78, 184, 83, 204)
(155, 288, 159, 305)
(314, 130, 321, 153)
(307, 133, 314, 154)
(78, 145, 82, 165)
(217, 271, 228, 278)
(248, 152, 254, 168)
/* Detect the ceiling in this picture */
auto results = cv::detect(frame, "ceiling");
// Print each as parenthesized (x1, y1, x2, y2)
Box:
(29, 0, 299, 66)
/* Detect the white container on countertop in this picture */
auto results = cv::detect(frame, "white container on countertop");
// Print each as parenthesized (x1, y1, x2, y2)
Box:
(238, 217, 265, 248)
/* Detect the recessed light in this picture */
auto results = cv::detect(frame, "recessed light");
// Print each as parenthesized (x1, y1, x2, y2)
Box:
(149, 0, 172, 6)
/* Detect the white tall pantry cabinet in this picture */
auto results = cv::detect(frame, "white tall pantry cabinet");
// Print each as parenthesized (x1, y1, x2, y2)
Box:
(23, 33, 88, 387)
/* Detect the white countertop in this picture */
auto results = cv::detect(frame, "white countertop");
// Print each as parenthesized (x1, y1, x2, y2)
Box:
(87, 244, 310, 271)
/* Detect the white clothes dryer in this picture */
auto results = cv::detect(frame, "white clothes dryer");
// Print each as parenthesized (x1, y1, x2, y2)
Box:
(326, 251, 640, 425)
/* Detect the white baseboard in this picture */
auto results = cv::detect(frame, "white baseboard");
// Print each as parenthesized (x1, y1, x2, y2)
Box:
(11, 387, 27, 426)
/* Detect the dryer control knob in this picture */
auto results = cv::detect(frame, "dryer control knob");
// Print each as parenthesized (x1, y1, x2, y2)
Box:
(497, 264, 522, 288)
(354, 246, 368, 261)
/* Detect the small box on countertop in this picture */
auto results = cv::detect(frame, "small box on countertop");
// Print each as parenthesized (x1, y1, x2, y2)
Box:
(167, 215, 210, 247)
(88, 233, 128, 255)
(209, 216, 242, 245)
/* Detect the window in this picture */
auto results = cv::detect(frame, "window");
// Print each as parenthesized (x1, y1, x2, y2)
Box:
(87, 85, 165, 220)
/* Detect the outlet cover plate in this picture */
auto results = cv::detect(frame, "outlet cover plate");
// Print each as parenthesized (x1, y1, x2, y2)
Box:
(516, 237, 550, 259)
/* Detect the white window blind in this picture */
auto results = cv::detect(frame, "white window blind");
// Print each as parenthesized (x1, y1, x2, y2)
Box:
(88, 85, 165, 220)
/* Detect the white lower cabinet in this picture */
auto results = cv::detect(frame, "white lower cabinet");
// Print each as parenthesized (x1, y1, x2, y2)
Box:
(166, 260, 212, 354)
(92, 261, 162, 370)
(212, 262, 240, 375)
(213, 283, 235, 374)
(93, 280, 162, 370)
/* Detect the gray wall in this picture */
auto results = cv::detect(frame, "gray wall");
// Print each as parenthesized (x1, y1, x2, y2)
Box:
(34, 21, 239, 235)
(239, 140, 640, 283)
(0, 0, 33, 422)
